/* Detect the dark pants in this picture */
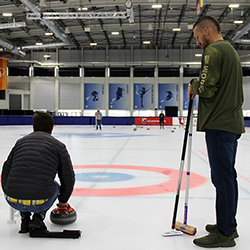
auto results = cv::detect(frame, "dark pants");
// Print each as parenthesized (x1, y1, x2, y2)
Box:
(205, 129, 241, 236)
(160, 120, 164, 127)
(6, 181, 60, 219)
(96, 119, 102, 130)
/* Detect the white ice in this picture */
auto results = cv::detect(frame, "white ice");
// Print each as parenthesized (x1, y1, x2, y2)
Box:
(0, 125, 249, 250)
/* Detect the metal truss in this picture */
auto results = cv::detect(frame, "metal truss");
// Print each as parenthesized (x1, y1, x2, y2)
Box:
(0, 21, 26, 29)
(26, 12, 128, 20)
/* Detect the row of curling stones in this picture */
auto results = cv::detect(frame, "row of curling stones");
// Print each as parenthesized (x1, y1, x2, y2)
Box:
(171, 126, 186, 132)
(113, 125, 150, 130)
(133, 127, 150, 131)
(171, 127, 177, 133)
(50, 203, 77, 225)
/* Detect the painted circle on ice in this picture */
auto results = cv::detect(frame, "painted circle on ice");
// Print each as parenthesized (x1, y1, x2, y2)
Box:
(72, 165, 206, 197)
(76, 172, 134, 182)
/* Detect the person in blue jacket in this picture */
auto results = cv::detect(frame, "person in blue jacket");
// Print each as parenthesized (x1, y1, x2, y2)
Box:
(1, 112, 75, 233)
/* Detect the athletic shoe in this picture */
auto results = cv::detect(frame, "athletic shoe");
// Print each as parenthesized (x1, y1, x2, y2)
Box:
(28, 213, 47, 231)
(206, 224, 239, 238)
(19, 217, 30, 234)
(193, 230, 236, 248)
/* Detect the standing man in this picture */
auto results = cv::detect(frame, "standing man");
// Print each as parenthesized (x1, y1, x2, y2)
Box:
(1, 112, 75, 233)
(159, 111, 165, 129)
(187, 16, 245, 248)
(95, 108, 103, 130)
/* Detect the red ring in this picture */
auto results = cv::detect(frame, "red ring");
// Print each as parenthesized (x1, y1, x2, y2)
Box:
(72, 165, 206, 197)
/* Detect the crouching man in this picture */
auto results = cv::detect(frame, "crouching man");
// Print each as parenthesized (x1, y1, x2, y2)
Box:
(1, 112, 75, 233)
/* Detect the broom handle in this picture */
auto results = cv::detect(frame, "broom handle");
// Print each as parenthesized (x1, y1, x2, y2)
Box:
(184, 101, 194, 225)
(171, 96, 193, 230)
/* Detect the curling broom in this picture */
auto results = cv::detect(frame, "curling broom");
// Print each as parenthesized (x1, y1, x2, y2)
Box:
(175, 103, 197, 236)
(162, 95, 193, 237)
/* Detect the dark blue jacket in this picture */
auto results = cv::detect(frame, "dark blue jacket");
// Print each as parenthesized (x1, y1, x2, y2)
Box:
(1, 131, 75, 203)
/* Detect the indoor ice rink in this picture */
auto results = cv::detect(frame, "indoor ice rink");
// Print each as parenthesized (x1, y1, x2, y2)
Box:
(0, 124, 249, 249)
(0, 0, 250, 249)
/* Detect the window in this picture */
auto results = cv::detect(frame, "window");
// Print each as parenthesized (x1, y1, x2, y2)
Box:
(34, 67, 54, 77)
(59, 67, 79, 77)
(158, 68, 180, 77)
(0, 90, 5, 100)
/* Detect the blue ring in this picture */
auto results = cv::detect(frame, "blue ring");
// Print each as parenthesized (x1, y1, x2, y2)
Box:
(76, 172, 134, 182)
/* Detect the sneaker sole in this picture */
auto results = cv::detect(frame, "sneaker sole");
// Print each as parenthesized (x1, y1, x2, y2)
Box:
(194, 240, 236, 248)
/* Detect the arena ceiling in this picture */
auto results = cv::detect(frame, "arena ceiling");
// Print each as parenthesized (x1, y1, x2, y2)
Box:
(0, 0, 250, 57)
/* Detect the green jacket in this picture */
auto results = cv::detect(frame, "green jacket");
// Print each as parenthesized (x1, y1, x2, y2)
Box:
(192, 40, 245, 133)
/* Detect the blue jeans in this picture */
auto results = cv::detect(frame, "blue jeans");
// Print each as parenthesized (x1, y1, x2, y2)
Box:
(6, 181, 60, 219)
(205, 130, 241, 236)
(96, 119, 102, 130)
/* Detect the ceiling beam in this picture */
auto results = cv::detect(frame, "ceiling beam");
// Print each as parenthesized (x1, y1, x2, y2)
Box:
(159, 1, 170, 48)
(217, 6, 231, 23)
(155, 8, 162, 47)
(172, 4, 187, 46)
(115, 5, 126, 47)
(98, 19, 111, 47)
(121, 29, 126, 48)
(139, 5, 142, 46)
(229, 8, 250, 42)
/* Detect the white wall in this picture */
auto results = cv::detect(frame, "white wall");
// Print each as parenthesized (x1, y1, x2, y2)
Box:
(2, 75, 249, 116)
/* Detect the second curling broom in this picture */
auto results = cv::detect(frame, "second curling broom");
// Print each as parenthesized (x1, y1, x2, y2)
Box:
(162, 94, 196, 237)
(174, 102, 197, 236)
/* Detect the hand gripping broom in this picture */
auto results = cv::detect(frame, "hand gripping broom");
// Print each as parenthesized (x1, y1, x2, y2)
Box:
(162, 95, 196, 237)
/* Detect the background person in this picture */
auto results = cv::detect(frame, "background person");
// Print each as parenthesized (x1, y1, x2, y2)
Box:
(1, 112, 75, 233)
(187, 16, 245, 248)
(95, 108, 103, 130)
(159, 111, 165, 129)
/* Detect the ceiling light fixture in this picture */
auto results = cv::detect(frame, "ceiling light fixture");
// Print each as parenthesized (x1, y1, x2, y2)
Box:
(152, 4, 162, 9)
(43, 54, 51, 58)
(111, 31, 120, 35)
(234, 20, 243, 24)
(85, 27, 91, 32)
(172, 28, 181, 32)
(90, 42, 97, 46)
(195, 54, 202, 57)
(78, 5, 88, 11)
(143, 41, 151, 44)
(35, 42, 43, 46)
(229, 4, 239, 8)
(45, 32, 53, 36)
(2, 13, 12, 17)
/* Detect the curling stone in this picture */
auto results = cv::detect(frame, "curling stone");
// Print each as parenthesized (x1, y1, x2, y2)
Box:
(113, 125, 116, 128)
(50, 204, 77, 225)
(171, 129, 175, 133)
(133, 128, 137, 131)
(147, 127, 150, 130)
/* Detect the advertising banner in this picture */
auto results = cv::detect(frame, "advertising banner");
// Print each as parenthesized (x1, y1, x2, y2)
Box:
(135, 117, 172, 126)
(158, 84, 178, 109)
(109, 83, 129, 109)
(134, 83, 154, 110)
(135, 117, 197, 126)
(0, 57, 7, 90)
(84, 83, 105, 109)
